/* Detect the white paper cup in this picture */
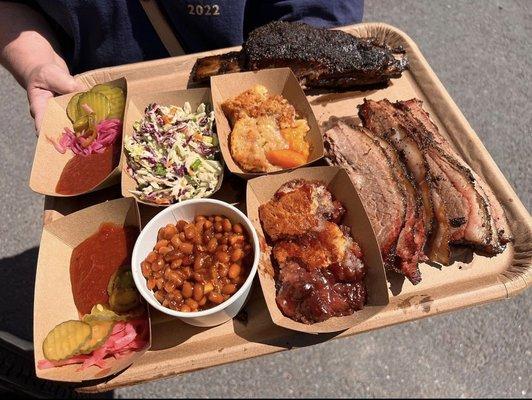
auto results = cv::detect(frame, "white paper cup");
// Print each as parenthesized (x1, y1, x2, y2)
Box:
(132, 199, 260, 327)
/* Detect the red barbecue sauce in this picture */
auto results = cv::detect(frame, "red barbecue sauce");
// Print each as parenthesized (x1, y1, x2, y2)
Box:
(70, 223, 138, 315)
(55, 141, 120, 195)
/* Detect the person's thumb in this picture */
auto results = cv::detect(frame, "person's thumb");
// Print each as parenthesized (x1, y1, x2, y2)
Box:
(39, 64, 84, 94)
(28, 64, 84, 133)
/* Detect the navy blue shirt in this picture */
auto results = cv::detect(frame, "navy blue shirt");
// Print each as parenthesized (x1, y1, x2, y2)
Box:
(24, 0, 364, 74)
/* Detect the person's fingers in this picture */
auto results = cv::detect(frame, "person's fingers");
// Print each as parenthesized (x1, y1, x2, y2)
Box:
(36, 64, 84, 94)
(26, 64, 84, 133)
(28, 87, 53, 133)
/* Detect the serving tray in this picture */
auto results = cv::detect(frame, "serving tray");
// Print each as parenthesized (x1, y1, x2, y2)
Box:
(39, 23, 531, 392)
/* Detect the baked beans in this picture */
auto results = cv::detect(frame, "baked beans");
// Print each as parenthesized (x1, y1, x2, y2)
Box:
(141, 215, 253, 312)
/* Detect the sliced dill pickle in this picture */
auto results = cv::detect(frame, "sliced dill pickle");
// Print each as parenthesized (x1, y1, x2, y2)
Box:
(82, 304, 126, 323)
(109, 288, 140, 313)
(107, 267, 135, 296)
(77, 91, 110, 123)
(42, 320, 91, 361)
(78, 320, 115, 354)
(91, 84, 125, 120)
(73, 114, 89, 133)
(66, 92, 83, 123)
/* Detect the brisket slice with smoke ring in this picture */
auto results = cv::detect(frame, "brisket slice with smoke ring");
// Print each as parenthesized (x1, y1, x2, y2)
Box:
(324, 123, 424, 284)
(358, 99, 453, 262)
(394, 101, 503, 254)
(361, 128, 427, 283)
(360, 98, 503, 260)
(396, 99, 512, 250)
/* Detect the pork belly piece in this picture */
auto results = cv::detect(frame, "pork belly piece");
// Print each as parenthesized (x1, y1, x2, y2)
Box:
(275, 260, 367, 324)
(258, 179, 344, 241)
(192, 21, 408, 89)
(397, 99, 512, 249)
(324, 122, 424, 284)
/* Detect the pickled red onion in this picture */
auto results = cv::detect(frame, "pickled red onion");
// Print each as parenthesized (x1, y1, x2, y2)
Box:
(49, 119, 122, 156)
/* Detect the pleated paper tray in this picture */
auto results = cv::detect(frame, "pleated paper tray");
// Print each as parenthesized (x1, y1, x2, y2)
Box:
(37, 23, 531, 392)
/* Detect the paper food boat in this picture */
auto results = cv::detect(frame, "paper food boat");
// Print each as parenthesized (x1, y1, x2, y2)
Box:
(30, 78, 127, 197)
(211, 68, 324, 179)
(246, 166, 389, 333)
(33, 197, 151, 382)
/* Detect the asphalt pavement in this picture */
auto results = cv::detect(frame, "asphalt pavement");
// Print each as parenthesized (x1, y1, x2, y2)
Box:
(0, 0, 530, 397)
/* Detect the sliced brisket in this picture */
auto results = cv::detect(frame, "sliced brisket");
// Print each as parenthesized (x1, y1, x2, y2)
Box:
(360, 129, 427, 283)
(396, 100, 509, 254)
(324, 122, 424, 284)
(359, 99, 454, 264)
(397, 99, 512, 248)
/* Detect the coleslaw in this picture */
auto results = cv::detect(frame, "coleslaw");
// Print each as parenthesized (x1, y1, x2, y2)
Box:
(125, 102, 222, 204)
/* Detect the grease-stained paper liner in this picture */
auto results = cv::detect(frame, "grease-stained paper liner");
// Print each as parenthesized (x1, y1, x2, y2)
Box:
(34, 198, 151, 382)
(30, 78, 128, 197)
(121, 87, 223, 207)
(246, 166, 389, 333)
(211, 68, 324, 179)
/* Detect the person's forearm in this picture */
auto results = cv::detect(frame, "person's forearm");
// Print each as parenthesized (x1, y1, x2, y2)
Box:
(0, 2, 68, 88)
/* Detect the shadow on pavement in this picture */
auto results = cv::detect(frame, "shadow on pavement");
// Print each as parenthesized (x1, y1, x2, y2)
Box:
(0, 247, 39, 342)
(0, 247, 116, 398)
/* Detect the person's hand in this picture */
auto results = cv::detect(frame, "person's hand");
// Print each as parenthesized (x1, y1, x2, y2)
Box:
(26, 63, 83, 133)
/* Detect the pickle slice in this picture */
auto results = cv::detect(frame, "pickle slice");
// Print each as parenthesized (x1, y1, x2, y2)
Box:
(78, 320, 115, 354)
(42, 320, 92, 361)
(82, 304, 126, 323)
(77, 91, 111, 123)
(73, 115, 89, 133)
(109, 288, 140, 313)
(107, 267, 135, 297)
(66, 93, 83, 123)
(91, 84, 125, 120)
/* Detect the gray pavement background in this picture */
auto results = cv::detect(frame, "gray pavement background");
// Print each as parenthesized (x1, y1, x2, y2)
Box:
(0, 0, 530, 397)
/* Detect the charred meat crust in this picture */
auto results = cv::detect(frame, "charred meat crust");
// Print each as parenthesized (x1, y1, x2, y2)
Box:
(358, 98, 501, 264)
(191, 21, 408, 88)
(358, 99, 436, 241)
(191, 51, 244, 83)
(361, 129, 426, 284)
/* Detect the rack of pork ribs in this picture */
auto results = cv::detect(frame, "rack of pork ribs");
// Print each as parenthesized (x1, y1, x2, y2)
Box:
(324, 99, 512, 284)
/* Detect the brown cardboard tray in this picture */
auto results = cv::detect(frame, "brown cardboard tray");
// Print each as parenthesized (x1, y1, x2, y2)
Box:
(39, 23, 531, 392)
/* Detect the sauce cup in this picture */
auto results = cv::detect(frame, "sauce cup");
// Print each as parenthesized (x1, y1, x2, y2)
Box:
(132, 199, 260, 327)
